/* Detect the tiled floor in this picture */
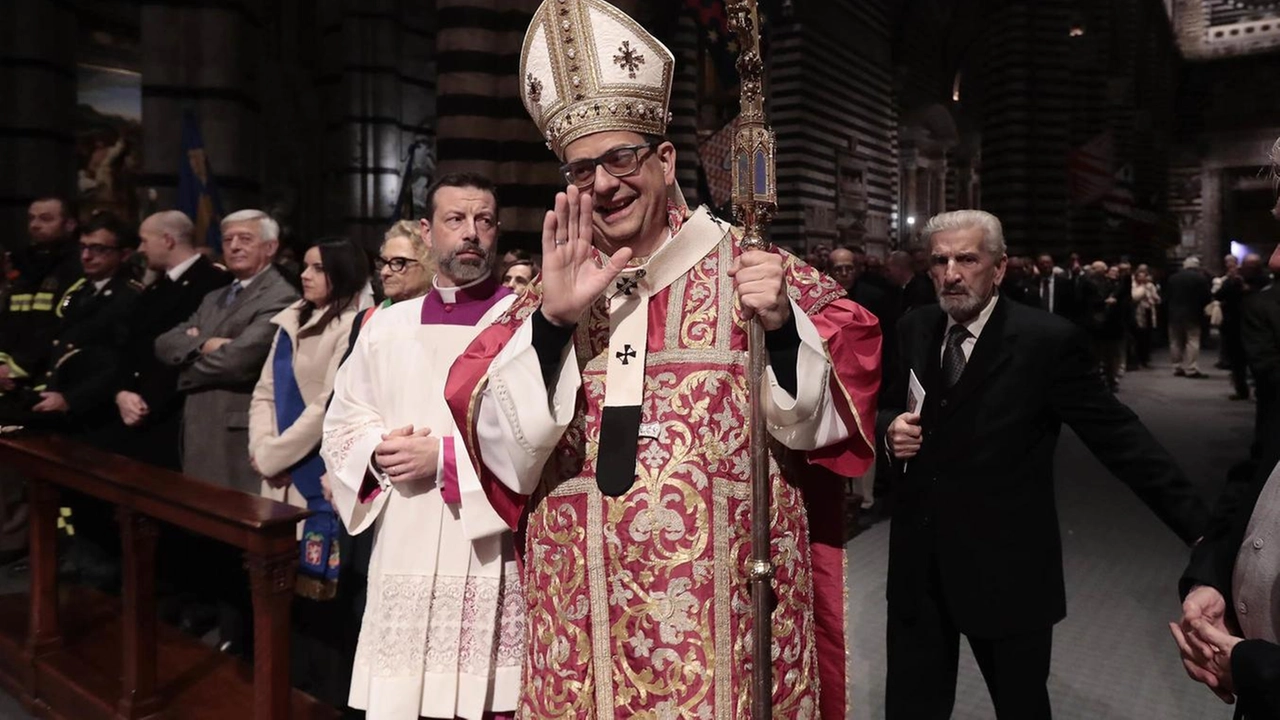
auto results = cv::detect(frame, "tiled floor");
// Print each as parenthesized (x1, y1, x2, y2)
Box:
(847, 350, 1252, 719)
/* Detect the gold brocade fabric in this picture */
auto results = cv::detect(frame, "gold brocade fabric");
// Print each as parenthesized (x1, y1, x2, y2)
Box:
(498, 231, 847, 719)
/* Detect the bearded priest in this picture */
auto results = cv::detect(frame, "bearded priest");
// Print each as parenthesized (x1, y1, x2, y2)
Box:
(322, 173, 522, 720)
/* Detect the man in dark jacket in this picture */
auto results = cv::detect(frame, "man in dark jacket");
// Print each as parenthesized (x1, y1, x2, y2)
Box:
(1218, 253, 1267, 400)
(880, 210, 1208, 719)
(0, 197, 83, 393)
(86, 210, 231, 468)
(0, 196, 81, 564)
(1077, 262, 1125, 391)
(0, 212, 141, 429)
(1167, 256, 1213, 378)
(888, 249, 937, 313)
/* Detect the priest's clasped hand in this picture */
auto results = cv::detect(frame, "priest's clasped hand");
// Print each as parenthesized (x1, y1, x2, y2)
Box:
(729, 251, 791, 331)
(374, 424, 440, 483)
(539, 185, 633, 327)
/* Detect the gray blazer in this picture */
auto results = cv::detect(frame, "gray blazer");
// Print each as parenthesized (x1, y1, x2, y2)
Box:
(155, 265, 299, 492)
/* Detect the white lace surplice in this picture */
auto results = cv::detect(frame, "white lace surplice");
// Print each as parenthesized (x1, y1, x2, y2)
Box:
(321, 297, 522, 720)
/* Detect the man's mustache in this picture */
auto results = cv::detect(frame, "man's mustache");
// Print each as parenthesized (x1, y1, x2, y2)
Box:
(451, 242, 488, 260)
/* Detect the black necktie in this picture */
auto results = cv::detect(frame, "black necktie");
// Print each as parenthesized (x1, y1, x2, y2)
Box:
(1041, 278, 1051, 310)
(943, 325, 970, 387)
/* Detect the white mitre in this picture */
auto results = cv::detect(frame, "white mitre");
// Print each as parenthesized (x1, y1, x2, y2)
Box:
(519, 0, 675, 159)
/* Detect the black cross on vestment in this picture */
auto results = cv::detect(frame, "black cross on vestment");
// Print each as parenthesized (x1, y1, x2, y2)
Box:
(614, 269, 646, 298)
(616, 344, 637, 365)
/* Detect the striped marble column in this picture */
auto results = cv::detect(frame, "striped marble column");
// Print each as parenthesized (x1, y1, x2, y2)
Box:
(434, 0, 555, 252)
(979, 0, 1073, 256)
(666, 13, 700, 209)
(770, 0, 898, 251)
(139, 0, 263, 222)
(316, 0, 435, 246)
(0, 0, 78, 240)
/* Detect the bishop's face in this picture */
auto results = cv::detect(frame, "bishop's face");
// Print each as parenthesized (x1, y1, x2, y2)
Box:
(562, 130, 676, 259)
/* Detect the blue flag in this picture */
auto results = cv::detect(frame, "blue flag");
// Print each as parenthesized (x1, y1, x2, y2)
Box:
(177, 110, 225, 254)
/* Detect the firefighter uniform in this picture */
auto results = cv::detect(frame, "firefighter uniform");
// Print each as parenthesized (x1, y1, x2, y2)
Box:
(0, 238, 83, 385)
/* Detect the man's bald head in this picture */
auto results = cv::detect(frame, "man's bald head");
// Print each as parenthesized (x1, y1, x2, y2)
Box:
(828, 248, 857, 290)
(142, 211, 195, 245)
(138, 210, 198, 272)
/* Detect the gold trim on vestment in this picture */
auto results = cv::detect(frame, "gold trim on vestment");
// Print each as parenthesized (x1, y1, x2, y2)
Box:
(586, 486, 614, 716)
(715, 235, 736, 352)
(819, 332, 874, 453)
(712, 478, 747, 718)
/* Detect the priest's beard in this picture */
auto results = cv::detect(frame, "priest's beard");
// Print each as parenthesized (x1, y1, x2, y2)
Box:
(435, 241, 494, 284)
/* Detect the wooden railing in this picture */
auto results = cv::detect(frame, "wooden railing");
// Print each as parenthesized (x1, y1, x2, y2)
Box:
(0, 432, 336, 720)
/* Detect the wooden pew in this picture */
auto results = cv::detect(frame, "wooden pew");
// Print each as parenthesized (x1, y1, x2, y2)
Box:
(0, 432, 338, 720)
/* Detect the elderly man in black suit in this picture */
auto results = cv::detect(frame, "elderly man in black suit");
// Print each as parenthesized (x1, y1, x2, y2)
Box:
(878, 209, 1209, 719)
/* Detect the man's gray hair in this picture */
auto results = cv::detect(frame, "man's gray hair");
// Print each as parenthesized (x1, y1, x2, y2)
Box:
(149, 210, 195, 246)
(221, 209, 280, 242)
(920, 210, 1006, 257)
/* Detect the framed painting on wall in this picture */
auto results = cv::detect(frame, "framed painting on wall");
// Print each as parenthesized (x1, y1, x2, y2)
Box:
(76, 64, 142, 222)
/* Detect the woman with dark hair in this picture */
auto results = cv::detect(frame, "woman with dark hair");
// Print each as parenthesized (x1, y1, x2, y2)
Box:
(250, 237, 369, 586)
(248, 237, 369, 704)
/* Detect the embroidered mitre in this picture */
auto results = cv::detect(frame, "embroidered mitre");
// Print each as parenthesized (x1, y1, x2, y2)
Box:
(519, 0, 674, 158)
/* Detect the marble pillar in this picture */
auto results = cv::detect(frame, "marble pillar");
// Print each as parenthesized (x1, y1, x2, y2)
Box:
(139, 0, 263, 224)
(0, 0, 78, 242)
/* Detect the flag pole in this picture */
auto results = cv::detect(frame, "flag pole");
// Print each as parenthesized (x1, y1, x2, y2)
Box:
(726, 2, 777, 717)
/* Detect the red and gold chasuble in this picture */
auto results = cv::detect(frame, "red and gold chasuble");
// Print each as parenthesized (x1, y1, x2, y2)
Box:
(447, 208, 880, 719)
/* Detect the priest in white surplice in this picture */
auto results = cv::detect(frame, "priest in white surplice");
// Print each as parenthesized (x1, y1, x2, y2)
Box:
(321, 173, 522, 720)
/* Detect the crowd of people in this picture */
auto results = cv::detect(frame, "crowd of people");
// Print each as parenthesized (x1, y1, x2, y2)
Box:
(1, 0, 1280, 718)
(805, 239, 1270, 399)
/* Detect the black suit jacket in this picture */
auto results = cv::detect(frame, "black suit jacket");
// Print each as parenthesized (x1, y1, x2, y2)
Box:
(90, 257, 231, 468)
(1032, 273, 1078, 321)
(43, 273, 142, 420)
(1166, 268, 1212, 326)
(1243, 286, 1280, 453)
(878, 296, 1208, 637)
(121, 256, 232, 412)
(902, 272, 938, 312)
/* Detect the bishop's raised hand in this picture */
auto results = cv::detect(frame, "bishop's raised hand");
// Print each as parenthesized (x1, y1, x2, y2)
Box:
(539, 185, 632, 327)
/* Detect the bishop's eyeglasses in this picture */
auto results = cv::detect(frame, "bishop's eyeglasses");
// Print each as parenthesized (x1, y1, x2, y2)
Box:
(374, 256, 421, 273)
(560, 142, 658, 188)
